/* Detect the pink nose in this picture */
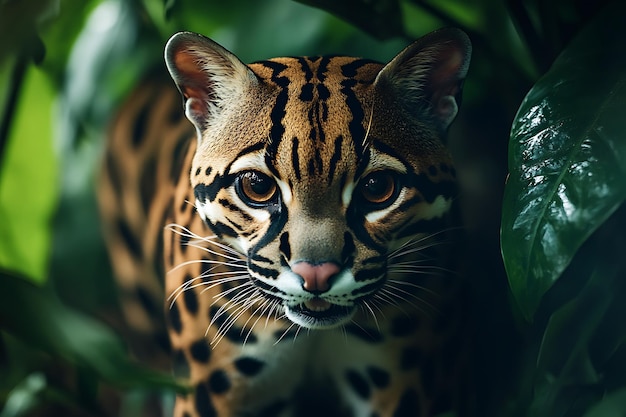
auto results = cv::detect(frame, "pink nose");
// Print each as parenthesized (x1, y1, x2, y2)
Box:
(291, 262, 340, 293)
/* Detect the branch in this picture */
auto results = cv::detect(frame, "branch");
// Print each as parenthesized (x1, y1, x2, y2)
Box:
(0, 56, 28, 168)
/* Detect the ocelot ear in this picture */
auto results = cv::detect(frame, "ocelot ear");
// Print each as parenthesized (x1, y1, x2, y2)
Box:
(375, 28, 471, 131)
(164, 32, 258, 137)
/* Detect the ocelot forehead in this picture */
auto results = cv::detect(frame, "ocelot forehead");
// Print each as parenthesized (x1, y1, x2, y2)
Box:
(248, 57, 383, 185)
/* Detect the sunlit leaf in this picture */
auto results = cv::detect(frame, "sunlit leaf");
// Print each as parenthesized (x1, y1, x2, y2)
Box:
(0, 67, 58, 283)
(501, 3, 626, 320)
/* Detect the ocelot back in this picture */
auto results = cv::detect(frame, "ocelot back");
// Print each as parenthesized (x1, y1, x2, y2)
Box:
(99, 28, 472, 417)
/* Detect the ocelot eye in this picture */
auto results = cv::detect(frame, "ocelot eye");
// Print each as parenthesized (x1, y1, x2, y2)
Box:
(358, 171, 398, 208)
(236, 171, 278, 207)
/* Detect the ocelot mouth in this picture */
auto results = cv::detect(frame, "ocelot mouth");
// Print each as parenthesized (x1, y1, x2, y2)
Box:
(285, 298, 356, 329)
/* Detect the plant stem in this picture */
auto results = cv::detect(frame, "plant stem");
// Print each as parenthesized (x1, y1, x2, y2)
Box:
(0, 56, 28, 170)
(507, 0, 552, 73)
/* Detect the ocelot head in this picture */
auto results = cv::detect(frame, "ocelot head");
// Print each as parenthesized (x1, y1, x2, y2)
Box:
(165, 29, 470, 329)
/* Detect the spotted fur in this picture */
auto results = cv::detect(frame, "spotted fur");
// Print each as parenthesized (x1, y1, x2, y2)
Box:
(99, 28, 472, 417)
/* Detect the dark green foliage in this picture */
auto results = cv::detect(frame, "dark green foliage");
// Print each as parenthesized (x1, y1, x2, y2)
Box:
(1, 0, 625, 416)
(502, 2, 626, 319)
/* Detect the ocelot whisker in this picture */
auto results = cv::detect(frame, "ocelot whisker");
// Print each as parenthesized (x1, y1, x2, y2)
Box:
(168, 274, 247, 308)
(274, 322, 297, 345)
(361, 300, 380, 332)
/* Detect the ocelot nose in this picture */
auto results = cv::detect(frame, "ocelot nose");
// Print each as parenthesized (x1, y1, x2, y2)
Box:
(292, 262, 340, 293)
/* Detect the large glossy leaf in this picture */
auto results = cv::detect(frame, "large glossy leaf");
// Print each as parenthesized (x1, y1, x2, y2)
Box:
(501, 3, 626, 320)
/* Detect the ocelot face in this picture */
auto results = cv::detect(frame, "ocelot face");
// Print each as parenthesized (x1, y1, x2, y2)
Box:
(166, 30, 470, 329)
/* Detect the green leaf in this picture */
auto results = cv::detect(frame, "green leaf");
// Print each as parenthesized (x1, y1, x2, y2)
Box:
(0, 66, 58, 283)
(529, 269, 613, 416)
(295, 0, 404, 40)
(0, 270, 187, 393)
(583, 387, 626, 417)
(501, 3, 626, 320)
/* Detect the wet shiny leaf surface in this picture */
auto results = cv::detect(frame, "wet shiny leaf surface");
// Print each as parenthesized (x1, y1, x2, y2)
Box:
(501, 5, 626, 320)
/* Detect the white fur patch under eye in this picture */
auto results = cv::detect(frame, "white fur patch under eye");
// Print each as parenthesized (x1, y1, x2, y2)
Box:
(364, 188, 407, 223)
(249, 208, 271, 223)
(342, 181, 355, 207)
(419, 194, 452, 219)
(195, 199, 207, 221)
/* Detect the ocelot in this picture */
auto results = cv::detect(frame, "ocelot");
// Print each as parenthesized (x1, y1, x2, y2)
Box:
(99, 27, 472, 417)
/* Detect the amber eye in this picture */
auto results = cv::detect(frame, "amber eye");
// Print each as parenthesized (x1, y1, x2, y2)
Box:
(359, 171, 398, 207)
(236, 171, 278, 206)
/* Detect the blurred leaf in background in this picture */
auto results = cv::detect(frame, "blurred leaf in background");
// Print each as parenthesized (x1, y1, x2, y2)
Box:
(0, 67, 57, 283)
(1, 0, 626, 416)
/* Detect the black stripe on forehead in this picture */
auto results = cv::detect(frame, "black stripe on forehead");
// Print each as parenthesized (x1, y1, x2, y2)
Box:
(256, 60, 289, 160)
(327, 135, 343, 183)
(339, 59, 378, 158)
(224, 141, 266, 174)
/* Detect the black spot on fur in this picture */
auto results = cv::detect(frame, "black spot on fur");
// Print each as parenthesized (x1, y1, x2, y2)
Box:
(367, 366, 390, 389)
(179, 232, 190, 254)
(391, 315, 419, 337)
(208, 370, 230, 394)
(225, 326, 257, 344)
(400, 346, 423, 370)
(234, 357, 265, 376)
(195, 382, 217, 417)
(279, 232, 291, 260)
(179, 199, 189, 213)
(170, 133, 190, 184)
(135, 286, 158, 316)
(190, 339, 211, 363)
(353, 266, 385, 282)
(209, 305, 224, 326)
(428, 165, 438, 176)
(273, 327, 299, 342)
(341, 232, 355, 266)
(172, 349, 190, 378)
(393, 388, 420, 417)
(346, 369, 370, 399)
(117, 218, 142, 258)
(155, 214, 166, 279)
(182, 283, 198, 315)
(132, 100, 150, 148)
(139, 157, 157, 214)
(155, 331, 171, 352)
(168, 300, 182, 333)
(209, 306, 257, 344)
(105, 151, 122, 197)
(169, 101, 184, 123)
